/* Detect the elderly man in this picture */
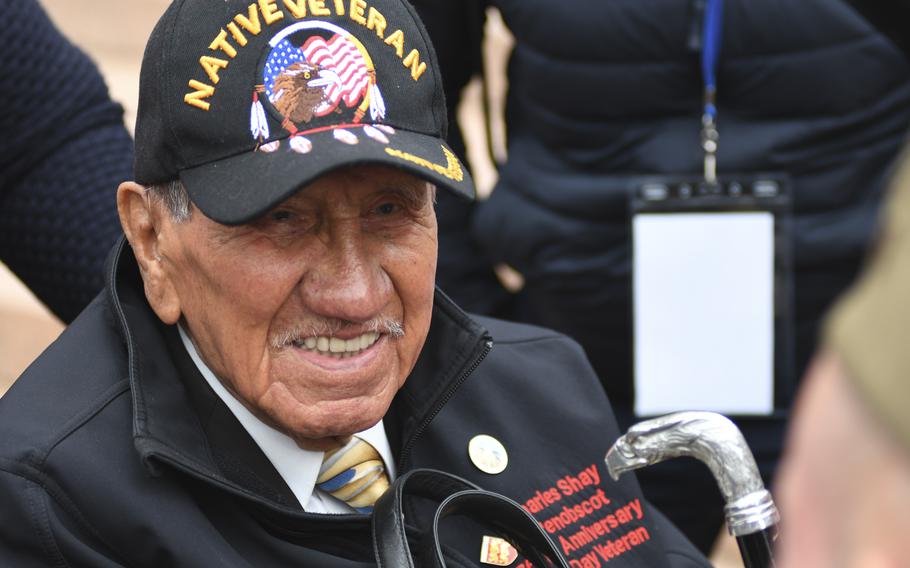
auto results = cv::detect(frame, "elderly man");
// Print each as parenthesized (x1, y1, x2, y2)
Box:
(0, 1, 708, 566)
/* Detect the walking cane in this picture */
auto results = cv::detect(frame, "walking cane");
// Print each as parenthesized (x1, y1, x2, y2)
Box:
(605, 412, 778, 568)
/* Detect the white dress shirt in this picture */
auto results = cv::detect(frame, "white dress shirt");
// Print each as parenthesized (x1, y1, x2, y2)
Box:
(178, 325, 396, 513)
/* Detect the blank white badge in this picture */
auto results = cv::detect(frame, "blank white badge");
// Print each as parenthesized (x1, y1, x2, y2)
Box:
(633, 211, 774, 416)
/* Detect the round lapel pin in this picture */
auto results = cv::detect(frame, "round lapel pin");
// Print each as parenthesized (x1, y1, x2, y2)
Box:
(468, 434, 508, 475)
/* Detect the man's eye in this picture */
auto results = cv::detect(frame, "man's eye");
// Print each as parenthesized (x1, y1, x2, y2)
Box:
(270, 210, 293, 222)
(375, 203, 400, 216)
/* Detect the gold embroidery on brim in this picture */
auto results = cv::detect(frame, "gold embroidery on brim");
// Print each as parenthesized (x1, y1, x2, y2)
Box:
(384, 145, 464, 182)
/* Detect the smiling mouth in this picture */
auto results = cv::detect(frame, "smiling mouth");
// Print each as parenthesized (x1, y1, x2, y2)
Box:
(290, 332, 381, 359)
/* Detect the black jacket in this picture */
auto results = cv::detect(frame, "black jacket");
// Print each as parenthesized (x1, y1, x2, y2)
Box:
(415, 0, 910, 410)
(0, 239, 708, 567)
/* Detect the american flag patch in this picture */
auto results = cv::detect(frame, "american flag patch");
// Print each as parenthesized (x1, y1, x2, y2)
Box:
(302, 34, 371, 115)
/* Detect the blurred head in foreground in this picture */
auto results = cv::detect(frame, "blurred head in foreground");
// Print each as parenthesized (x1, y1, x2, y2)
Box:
(778, 148, 910, 568)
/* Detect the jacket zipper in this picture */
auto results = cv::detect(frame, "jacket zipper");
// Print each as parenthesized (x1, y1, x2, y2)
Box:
(396, 337, 493, 472)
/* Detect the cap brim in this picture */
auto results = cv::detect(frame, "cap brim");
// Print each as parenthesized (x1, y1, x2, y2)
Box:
(179, 125, 474, 225)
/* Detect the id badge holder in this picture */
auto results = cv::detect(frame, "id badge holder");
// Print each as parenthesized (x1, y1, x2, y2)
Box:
(630, 175, 795, 418)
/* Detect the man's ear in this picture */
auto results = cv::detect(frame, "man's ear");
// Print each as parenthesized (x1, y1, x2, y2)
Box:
(116, 182, 182, 324)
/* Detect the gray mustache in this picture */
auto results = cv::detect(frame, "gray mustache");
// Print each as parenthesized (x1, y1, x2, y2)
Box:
(270, 317, 404, 349)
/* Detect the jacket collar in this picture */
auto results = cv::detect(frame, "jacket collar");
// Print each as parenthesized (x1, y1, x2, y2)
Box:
(104, 237, 490, 508)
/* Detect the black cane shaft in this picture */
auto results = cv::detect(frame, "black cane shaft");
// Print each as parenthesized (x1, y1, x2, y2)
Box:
(735, 525, 777, 568)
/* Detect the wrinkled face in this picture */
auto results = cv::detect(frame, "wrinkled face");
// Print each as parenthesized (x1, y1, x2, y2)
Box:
(154, 166, 437, 449)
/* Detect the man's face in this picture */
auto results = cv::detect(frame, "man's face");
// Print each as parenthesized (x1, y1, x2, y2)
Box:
(154, 165, 437, 449)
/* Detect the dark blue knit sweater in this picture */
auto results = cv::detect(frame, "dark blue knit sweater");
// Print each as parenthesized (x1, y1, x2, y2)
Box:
(0, 0, 133, 323)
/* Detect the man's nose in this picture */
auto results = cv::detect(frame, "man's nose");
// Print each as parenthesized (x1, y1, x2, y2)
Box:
(299, 227, 392, 322)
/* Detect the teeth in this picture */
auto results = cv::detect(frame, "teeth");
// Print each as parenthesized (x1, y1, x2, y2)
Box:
(291, 331, 381, 358)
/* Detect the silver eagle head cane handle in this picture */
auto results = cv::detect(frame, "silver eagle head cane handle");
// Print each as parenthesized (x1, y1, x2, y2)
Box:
(605, 411, 779, 539)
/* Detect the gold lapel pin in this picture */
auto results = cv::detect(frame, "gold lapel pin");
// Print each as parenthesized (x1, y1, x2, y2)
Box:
(468, 434, 509, 475)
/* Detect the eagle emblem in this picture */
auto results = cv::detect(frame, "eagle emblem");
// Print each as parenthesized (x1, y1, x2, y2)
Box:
(271, 61, 331, 124)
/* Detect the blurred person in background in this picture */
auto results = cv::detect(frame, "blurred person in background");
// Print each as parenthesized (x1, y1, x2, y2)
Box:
(0, 0, 131, 323)
(413, 0, 910, 553)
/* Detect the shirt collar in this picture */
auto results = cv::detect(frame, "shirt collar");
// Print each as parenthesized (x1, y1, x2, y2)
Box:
(177, 325, 396, 509)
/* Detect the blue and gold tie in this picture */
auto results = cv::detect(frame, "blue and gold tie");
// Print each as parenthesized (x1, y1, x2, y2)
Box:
(316, 436, 390, 513)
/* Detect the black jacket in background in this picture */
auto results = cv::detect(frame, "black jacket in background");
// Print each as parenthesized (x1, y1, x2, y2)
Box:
(0, 239, 709, 567)
(844, 0, 910, 57)
(416, 0, 910, 413)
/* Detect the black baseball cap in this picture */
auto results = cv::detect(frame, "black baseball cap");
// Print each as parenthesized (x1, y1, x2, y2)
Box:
(134, 0, 474, 225)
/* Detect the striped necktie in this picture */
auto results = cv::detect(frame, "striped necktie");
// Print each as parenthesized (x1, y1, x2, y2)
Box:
(316, 436, 390, 513)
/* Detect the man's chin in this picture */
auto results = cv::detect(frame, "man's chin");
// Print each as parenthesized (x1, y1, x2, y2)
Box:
(291, 434, 354, 452)
(268, 401, 390, 449)
(287, 416, 382, 451)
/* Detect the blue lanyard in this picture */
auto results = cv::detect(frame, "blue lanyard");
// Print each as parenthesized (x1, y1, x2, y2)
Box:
(701, 0, 723, 119)
(700, 0, 723, 182)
